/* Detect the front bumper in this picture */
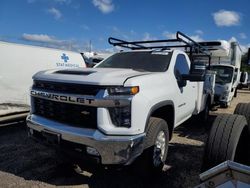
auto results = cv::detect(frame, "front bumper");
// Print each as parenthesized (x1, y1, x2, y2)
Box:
(214, 94, 230, 104)
(26, 115, 145, 165)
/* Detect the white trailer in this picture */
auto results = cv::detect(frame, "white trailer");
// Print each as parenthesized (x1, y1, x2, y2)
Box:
(0, 41, 86, 106)
(199, 41, 242, 107)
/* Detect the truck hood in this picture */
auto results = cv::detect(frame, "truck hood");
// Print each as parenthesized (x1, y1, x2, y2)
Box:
(33, 68, 152, 86)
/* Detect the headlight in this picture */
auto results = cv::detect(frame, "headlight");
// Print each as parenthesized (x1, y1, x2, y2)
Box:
(108, 86, 139, 95)
(109, 106, 131, 128)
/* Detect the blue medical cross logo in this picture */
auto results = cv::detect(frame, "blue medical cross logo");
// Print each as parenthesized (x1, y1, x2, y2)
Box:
(61, 53, 69, 63)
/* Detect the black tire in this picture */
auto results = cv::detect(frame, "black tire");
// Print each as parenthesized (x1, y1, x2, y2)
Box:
(220, 101, 230, 108)
(234, 103, 250, 131)
(202, 114, 250, 171)
(234, 88, 237, 97)
(138, 117, 169, 174)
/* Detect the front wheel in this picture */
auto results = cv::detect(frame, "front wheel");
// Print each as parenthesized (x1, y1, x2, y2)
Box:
(139, 117, 169, 174)
(220, 101, 230, 108)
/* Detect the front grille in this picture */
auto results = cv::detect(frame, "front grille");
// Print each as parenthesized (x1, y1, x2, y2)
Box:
(33, 80, 104, 96)
(33, 98, 97, 129)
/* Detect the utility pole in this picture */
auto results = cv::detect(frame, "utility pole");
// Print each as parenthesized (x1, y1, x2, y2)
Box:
(89, 40, 92, 52)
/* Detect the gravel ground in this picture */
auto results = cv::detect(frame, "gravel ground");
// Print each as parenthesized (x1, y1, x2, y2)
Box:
(0, 89, 249, 188)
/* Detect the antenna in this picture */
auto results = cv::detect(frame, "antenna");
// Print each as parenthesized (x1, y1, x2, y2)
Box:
(89, 40, 92, 52)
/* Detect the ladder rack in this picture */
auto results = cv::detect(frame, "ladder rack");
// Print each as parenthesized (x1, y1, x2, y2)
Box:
(108, 31, 211, 57)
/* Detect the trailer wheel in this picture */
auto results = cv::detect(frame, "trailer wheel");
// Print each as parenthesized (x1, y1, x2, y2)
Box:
(234, 103, 250, 131)
(139, 117, 169, 174)
(202, 114, 250, 171)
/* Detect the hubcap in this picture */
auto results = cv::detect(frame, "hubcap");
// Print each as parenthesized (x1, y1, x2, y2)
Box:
(153, 131, 166, 167)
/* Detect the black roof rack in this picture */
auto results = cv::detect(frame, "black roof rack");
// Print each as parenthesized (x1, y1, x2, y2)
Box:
(108, 31, 211, 57)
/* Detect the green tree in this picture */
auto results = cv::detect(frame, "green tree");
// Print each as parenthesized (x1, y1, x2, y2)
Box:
(241, 51, 250, 72)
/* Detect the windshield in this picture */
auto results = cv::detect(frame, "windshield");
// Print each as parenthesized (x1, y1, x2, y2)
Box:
(96, 51, 172, 72)
(210, 66, 234, 84)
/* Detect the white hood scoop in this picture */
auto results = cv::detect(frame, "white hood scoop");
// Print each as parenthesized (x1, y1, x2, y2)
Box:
(33, 68, 151, 86)
(55, 69, 96, 76)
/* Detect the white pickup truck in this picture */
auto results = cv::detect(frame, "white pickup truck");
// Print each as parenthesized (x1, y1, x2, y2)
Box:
(27, 32, 214, 172)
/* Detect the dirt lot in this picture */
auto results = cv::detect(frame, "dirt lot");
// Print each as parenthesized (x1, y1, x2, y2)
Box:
(0, 89, 249, 188)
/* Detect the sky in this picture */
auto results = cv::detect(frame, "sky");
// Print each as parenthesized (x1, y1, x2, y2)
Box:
(0, 0, 250, 53)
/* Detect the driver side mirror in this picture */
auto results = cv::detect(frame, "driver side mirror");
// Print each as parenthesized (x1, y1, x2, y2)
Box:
(182, 61, 206, 82)
(177, 75, 187, 87)
(240, 72, 247, 83)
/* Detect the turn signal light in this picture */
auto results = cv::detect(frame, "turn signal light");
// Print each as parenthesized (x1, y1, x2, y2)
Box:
(108, 86, 140, 95)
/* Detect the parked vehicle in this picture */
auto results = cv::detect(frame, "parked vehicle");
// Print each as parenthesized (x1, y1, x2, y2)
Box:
(0, 41, 86, 105)
(199, 41, 243, 107)
(27, 31, 215, 172)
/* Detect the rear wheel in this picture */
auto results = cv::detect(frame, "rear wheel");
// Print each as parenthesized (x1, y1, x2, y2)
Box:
(202, 114, 250, 171)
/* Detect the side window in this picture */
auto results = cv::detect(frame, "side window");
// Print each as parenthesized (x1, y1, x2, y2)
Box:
(174, 54, 190, 79)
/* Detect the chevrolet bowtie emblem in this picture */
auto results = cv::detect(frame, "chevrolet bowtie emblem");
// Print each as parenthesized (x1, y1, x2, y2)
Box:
(81, 111, 90, 115)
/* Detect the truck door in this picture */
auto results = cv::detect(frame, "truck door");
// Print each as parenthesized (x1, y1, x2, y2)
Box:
(174, 54, 197, 124)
